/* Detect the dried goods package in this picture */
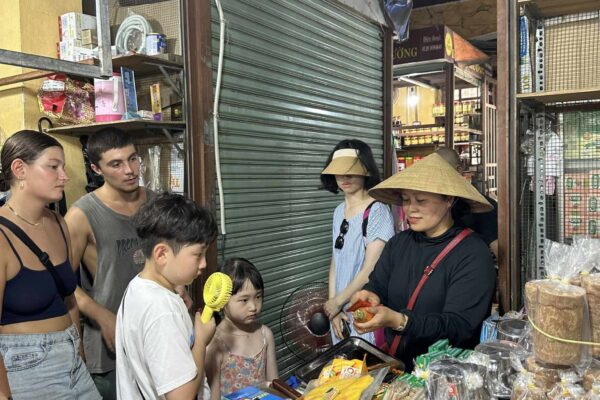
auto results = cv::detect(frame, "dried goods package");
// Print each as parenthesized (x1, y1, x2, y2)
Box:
(582, 274, 600, 357)
(525, 280, 586, 366)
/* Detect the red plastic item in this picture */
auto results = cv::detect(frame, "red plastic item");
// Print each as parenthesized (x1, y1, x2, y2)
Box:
(347, 299, 374, 312)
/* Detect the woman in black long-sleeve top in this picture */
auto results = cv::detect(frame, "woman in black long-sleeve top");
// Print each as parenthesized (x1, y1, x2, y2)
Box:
(351, 153, 496, 371)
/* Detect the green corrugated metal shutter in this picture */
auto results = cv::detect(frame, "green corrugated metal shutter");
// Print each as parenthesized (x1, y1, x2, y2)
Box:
(211, 0, 385, 376)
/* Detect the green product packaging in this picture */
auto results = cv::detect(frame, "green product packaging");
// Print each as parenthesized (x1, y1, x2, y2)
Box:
(428, 338, 450, 352)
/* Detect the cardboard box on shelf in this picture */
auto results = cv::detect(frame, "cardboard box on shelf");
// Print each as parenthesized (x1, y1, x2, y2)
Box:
(586, 217, 600, 238)
(586, 192, 600, 217)
(580, 131, 600, 159)
(565, 192, 585, 212)
(589, 170, 600, 191)
(58, 41, 95, 62)
(81, 29, 97, 46)
(59, 13, 96, 41)
(564, 173, 587, 193)
(565, 212, 586, 238)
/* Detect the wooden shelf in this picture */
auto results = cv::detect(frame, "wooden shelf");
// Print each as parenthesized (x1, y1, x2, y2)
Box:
(516, 87, 600, 104)
(111, 53, 183, 76)
(454, 141, 483, 145)
(400, 127, 483, 137)
(396, 144, 436, 150)
(46, 119, 185, 136)
(518, 0, 600, 18)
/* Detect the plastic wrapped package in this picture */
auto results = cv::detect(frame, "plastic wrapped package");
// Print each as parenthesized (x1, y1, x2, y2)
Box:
(524, 356, 570, 391)
(302, 366, 388, 400)
(546, 382, 586, 399)
(584, 382, 600, 399)
(382, 379, 426, 400)
(426, 359, 489, 399)
(582, 274, 600, 357)
(525, 240, 592, 367)
(472, 340, 528, 398)
(37, 75, 95, 126)
(511, 372, 547, 400)
(584, 367, 600, 391)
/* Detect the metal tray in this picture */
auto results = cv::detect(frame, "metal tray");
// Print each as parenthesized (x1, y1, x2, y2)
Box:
(295, 336, 404, 383)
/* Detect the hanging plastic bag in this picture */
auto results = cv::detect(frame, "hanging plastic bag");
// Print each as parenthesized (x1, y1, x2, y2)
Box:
(37, 74, 95, 126)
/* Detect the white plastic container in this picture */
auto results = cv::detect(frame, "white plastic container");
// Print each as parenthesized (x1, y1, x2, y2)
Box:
(94, 73, 125, 122)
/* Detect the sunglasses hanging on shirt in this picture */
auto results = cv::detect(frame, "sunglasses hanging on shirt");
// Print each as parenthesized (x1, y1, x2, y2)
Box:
(335, 219, 349, 249)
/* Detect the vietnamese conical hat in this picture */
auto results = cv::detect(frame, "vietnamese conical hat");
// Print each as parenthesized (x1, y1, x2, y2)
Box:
(368, 153, 493, 213)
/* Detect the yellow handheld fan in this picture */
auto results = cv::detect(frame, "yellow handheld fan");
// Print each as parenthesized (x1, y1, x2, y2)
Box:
(200, 272, 233, 323)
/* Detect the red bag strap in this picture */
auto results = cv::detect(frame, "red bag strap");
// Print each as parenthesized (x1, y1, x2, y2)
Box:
(388, 228, 472, 356)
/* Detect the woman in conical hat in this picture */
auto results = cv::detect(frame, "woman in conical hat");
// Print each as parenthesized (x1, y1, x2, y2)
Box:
(349, 152, 496, 372)
(320, 139, 395, 346)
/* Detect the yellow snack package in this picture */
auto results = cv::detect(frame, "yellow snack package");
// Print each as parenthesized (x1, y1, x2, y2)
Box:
(317, 355, 368, 385)
(304, 374, 374, 400)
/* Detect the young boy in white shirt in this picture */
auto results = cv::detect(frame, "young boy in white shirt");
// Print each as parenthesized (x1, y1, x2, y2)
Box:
(115, 193, 218, 400)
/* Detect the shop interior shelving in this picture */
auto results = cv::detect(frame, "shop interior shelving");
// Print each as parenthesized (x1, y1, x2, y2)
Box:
(516, 88, 600, 104)
(0, 53, 183, 86)
(393, 60, 492, 189)
(0, 53, 187, 149)
(514, 0, 600, 288)
(46, 119, 185, 136)
(47, 119, 185, 155)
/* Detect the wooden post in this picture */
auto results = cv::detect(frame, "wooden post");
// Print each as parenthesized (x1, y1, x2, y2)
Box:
(182, 0, 217, 306)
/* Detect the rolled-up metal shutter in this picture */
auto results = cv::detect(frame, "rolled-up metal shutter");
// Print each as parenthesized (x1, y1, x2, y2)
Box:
(211, 0, 385, 376)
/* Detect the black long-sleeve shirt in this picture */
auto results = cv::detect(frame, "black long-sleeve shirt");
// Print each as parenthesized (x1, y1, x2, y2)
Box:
(364, 225, 495, 371)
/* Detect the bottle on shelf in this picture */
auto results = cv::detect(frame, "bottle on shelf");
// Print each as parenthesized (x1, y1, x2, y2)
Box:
(397, 156, 406, 171)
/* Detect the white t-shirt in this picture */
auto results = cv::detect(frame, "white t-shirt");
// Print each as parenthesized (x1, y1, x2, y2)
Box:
(116, 275, 197, 399)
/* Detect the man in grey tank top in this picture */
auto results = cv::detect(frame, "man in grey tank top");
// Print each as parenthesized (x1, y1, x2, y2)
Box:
(65, 128, 191, 399)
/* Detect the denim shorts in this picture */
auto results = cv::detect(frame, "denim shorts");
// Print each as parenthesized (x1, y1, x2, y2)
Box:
(0, 324, 101, 400)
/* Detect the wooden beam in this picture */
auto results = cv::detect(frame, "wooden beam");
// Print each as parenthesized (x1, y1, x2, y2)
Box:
(383, 25, 394, 179)
(518, 0, 600, 18)
(517, 88, 600, 104)
(0, 70, 52, 86)
(410, 0, 496, 39)
(182, 0, 217, 305)
(496, 0, 516, 313)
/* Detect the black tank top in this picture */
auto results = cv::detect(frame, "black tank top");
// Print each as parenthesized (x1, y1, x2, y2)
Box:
(0, 214, 77, 325)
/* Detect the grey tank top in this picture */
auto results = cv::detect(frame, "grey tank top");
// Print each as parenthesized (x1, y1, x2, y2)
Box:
(73, 190, 154, 373)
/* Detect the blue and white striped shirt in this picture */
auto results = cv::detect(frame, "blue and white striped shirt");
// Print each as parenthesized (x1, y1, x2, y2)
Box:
(331, 201, 395, 344)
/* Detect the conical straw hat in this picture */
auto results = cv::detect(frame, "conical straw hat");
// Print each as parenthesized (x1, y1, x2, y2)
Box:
(369, 153, 493, 213)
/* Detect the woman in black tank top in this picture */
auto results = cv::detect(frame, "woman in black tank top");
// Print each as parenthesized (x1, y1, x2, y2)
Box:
(0, 131, 100, 399)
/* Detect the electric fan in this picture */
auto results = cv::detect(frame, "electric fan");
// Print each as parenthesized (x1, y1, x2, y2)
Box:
(279, 282, 333, 362)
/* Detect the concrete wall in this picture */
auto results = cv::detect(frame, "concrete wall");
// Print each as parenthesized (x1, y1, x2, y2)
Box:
(0, 1, 87, 205)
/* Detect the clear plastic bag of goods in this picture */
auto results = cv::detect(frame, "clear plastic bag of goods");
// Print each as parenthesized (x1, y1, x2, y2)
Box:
(426, 358, 490, 399)
(546, 376, 586, 400)
(511, 372, 547, 400)
(382, 379, 426, 400)
(524, 355, 573, 392)
(584, 382, 600, 399)
(525, 240, 593, 368)
(583, 362, 600, 392)
(472, 340, 528, 398)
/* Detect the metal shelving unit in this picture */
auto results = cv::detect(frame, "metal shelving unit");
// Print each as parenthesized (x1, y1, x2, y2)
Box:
(499, 0, 600, 307)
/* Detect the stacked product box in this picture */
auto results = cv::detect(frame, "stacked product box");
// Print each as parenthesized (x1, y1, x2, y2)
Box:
(564, 171, 600, 239)
(586, 170, 600, 238)
(57, 12, 96, 62)
(564, 172, 587, 238)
